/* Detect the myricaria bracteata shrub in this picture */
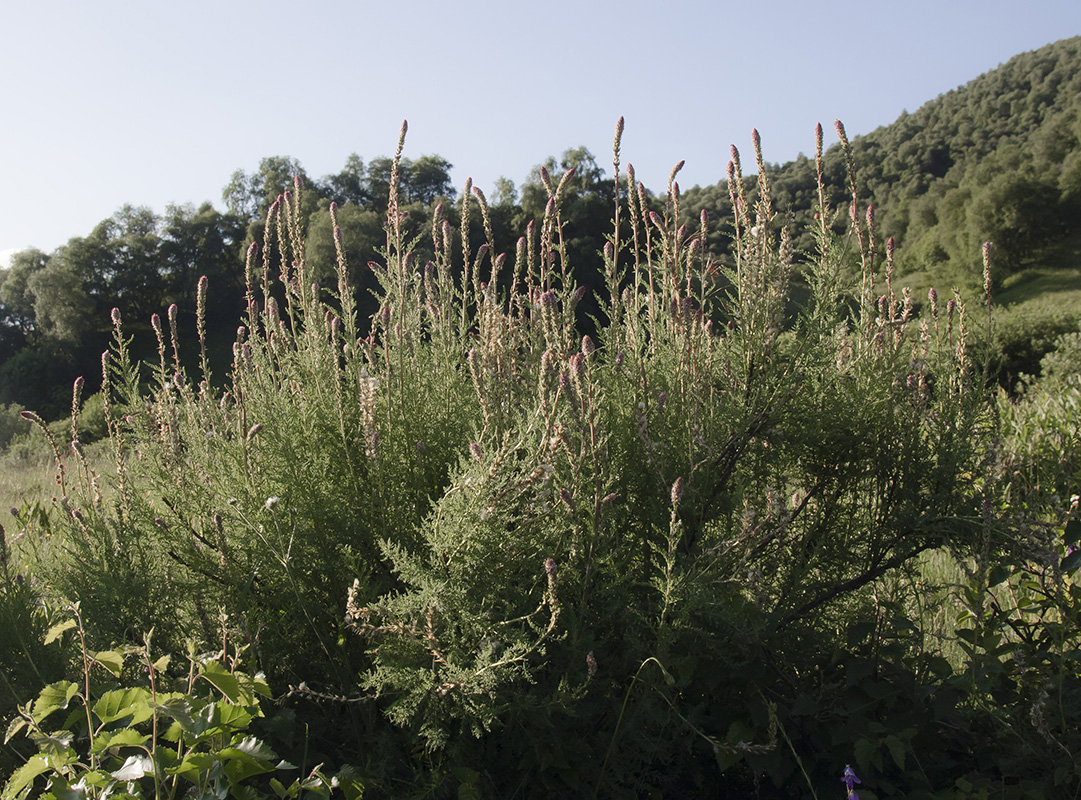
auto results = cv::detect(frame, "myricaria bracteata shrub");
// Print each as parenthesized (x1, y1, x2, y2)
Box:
(20, 119, 1071, 797)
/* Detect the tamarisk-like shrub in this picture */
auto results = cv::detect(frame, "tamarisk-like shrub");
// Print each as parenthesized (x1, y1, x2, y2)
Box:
(28, 120, 1056, 796)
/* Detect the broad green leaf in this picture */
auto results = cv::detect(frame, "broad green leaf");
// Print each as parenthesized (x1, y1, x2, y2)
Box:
(3, 753, 51, 797)
(231, 735, 276, 760)
(220, 748, 275, 784)
(153, 695, 194, 728)
(216, 702, 254, 730)
(4, 715, 27, 745)
(200, 661, 241, 703)
(44, 619, 76, 646)
(80, 769, 113, 787)
(91, 728, 150, 753)
(31, 681, 79, 725)
(44, 774, 87, 800)
(853, 737, 874, 774)
(30, 731, 74, 758)
(1062, 549, 1081, 573)
(165, 751, 217, 780)
(152, 654, 172, 672)
(92, 649, 126, 678)
(337, 766, 366, 800)
(111, 753, 154, 781)
(93, 687, 153, 725)
(884, 734, 906, 769)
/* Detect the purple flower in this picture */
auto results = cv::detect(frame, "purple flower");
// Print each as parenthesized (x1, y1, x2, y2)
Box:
(842, 765, 860, 799)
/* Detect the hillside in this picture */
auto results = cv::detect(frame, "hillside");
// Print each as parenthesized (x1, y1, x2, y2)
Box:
(683, 36, 1081, 296)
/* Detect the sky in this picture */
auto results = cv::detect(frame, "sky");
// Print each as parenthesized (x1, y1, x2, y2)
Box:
(2, 0, 1080, 265)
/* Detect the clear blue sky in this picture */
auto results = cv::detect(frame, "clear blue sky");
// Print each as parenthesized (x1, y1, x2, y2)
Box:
(2, 0, 1080, 264)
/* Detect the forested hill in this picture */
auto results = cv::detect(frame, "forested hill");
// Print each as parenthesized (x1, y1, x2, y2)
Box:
(683, 35, 1081, 289)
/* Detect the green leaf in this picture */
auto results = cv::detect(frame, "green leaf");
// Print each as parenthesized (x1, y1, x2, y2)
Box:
(201, 661, 241, 703)
(31, 681, 79, 725)
(165, 751, 217, 780)
(337, 765, 366, 800)
(93, 649, 126, 678)
(3, 753, 51, 797)
(220, 744, 276, 784)
(4, 715, 28, 745)
(32, 732, 74, 758)
(152, 654, 172, 672)
(44, 619, 76, 646)
(854, 737, 875, 774)
(884, 734, 906, 769)
(1062, 549, 1081, 573)
(153, 695, 195, 728)
(91, 728, 150, 753)
(230, 735, 277, 761)
(111, 753, 155, 781)
(93, 687, 153, 725)
(216, 702, 254, 731)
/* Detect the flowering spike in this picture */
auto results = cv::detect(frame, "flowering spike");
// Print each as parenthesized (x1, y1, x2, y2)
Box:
(671, 477, 685, 506)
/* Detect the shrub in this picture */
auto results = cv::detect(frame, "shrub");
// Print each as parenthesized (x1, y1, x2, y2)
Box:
(16, 120, 1073, 797)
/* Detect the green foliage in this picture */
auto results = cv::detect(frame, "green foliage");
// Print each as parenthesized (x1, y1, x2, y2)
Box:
(990, 303, 1081, 389)
(0, 514, 66, 783)
(2, 607, 362, 800)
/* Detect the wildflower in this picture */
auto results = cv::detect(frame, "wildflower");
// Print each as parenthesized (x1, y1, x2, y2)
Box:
(586, 651, 598, 679)
(470, 441, 483, 461)
(842, 765, 860, 799)
(264, 496, 280, 511)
